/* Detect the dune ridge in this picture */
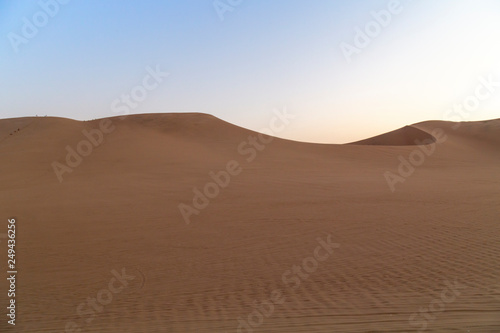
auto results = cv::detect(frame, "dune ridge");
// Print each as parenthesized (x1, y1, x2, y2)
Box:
(349, 125, 438, 146)
(2, 113, 499, 147)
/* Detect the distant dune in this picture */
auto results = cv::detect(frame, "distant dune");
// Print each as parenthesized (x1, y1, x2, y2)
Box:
(349, 125, 437, 146)
(1, 113, 499, 332)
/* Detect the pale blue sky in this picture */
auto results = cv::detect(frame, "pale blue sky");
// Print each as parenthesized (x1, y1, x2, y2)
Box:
(1, 0, 499, 143)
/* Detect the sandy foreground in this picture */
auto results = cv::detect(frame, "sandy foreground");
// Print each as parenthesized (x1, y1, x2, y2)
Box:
(0, 113, 499, 332)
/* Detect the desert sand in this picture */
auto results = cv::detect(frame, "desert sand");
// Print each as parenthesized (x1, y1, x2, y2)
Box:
(0, 113, 499, 332)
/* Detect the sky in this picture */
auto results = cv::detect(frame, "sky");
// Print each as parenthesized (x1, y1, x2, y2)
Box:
(1, 0, 500, 143)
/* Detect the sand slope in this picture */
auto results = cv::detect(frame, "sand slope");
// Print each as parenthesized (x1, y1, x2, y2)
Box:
(349, 125, 437, 146)
(0, 114, 499, 332)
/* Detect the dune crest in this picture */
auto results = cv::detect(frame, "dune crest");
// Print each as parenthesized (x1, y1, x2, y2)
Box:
(349, 125, 437, 146)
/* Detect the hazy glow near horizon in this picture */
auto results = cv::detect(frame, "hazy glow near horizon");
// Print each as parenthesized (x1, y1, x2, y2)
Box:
(1, 0, 499, 143)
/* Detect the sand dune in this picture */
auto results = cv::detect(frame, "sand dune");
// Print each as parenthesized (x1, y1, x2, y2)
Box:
(1, 113, 499, 332)
(349, 125, 438, 146)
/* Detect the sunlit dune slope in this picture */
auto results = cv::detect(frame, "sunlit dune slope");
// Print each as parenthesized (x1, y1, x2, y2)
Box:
(0, 113, 499, 333)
